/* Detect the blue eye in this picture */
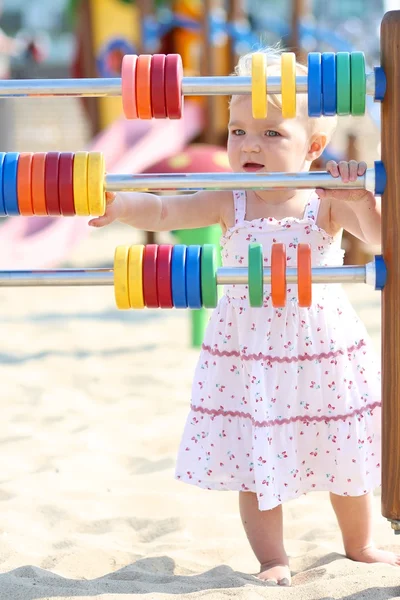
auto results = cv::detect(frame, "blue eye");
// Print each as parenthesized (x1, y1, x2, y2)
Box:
(232, 129, 245, 136)
(265, 130, 280, 137)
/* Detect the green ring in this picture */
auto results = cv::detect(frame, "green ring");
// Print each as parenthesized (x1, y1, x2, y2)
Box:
(336, 52, 351, 116)
(201, 244, 218, 308)
(350, 52, 366, 116)
(248, 243, 263, 307)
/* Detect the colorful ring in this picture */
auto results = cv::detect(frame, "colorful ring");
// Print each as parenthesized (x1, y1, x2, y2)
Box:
(251, 52, 267, 119)
(271, 243, 286, 308)
(45, 151, 61, 215)
(248, 243, 263, 307)
(88, 152, 105, 216)
(322, 53, 337, 116)
(0, 152, 6, 216)
(307, 52, 322, 117)
(32, 153, 47, 215)
(297, 243, 312, 308)
(165, 54, 183, 119)
(3, 152, 20, 216)
(143, 244, 159, 308)
(336, 52, 351, 116)
(171, 244, 188, 308)
(151, 54, 167, 119)
(350, 51, 366, 116)
(201, 244, 218, 308)
(128, 244, 145, 309)
(136, 54, 153, 119)
(186, 245, 202, 309)
(17, 152, 34, 216)
(121, 54, 138, 119)
(157, 244, 173, 308)
(73, 151, 90, 216)
(59, 152, 75, 216)
(281, 52, 296, 118)
(114, 245, 130, 309)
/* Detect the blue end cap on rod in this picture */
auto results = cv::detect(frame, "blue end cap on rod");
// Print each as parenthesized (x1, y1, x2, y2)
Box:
(374, 255, 386, 290)
(374, 161, 386, 195)
(374, 66, 386, 101)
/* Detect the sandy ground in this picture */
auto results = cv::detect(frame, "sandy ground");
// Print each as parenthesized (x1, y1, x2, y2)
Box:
(0, 220, 399, 600)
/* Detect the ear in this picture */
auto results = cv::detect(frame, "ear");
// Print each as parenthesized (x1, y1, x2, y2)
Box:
(306, 132, 328, 161)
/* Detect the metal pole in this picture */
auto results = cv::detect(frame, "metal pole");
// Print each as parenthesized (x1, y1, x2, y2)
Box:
(0, 264, 371, 287)
(381, 10, 400, 534)
(104, 169, 374, 192)
(0, 72, 377, 98)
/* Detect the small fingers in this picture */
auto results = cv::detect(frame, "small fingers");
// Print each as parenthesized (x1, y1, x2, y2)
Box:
(326, 160, 339, 177)
(357, 161, 367, 176)
(338, 161, 350, 183)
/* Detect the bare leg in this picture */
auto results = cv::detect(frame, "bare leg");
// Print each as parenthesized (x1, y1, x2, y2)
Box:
(239, 491, 291, 585)
(330, 492, 400, 565)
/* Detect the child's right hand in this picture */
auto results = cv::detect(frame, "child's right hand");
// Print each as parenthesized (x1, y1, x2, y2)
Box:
(88, 191, 122, 227)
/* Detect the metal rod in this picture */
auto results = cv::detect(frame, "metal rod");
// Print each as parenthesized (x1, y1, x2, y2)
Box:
(105, 169, 373, 192)
(0, 265, 367, 287)
(0, 72, 376, 98)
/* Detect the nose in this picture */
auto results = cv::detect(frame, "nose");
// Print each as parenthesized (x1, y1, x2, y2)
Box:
(240, 133, 261, 154)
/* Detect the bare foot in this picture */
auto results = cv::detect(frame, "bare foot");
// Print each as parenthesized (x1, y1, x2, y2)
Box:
(257, 558, 291, 586)
(347, 545, 400, 566)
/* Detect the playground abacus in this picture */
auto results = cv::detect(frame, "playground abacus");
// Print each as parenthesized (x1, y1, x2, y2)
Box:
(0, 11, 399, 537)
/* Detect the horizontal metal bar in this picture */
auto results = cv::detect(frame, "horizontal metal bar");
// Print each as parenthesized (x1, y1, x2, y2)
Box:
(105, 170, 372, 192)
(0, 265, 367, 287)
(0, 72, 376, 99)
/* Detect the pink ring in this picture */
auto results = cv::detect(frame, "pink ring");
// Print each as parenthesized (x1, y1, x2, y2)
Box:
(165, 54, 183, 119)
(121, 54, 138, 119)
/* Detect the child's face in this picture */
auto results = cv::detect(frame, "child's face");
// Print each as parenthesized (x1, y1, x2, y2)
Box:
(227, 95, 315, 174)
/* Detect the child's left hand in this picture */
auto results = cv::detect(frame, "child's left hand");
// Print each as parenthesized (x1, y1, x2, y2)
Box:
(316, 160, 372, 203)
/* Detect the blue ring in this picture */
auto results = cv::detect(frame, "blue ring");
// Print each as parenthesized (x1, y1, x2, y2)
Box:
(374, 161, 386, 195)
(3, 152, 20, 215)
(322, 53, 337, 116)
(171, 245, 188, 308)
(374, 255, 386, 291)
(186, 245, 202, 309)
(307, 52, 322, 117)
(374, 66, 386, 102)
(0, 153, 6, 216)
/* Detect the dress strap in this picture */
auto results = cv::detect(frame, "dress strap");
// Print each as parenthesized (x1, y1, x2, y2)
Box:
(303, 192, 321, 222)
(233, 190, 247, 225)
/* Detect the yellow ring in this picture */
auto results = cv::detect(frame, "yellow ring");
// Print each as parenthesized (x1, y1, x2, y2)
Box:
(128, 245, 145, 309)
(251, 53, 267, 119)
(281, 53, 296, 118)
(73, 151, 90, 216)
(114, 245, 130, 310)
(88, 152, 106, 216)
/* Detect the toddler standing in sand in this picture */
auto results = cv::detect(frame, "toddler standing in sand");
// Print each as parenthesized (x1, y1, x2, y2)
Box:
(89, 49, 399, 586)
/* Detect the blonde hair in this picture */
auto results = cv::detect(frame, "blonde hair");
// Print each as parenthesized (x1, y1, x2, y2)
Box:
(233, 46, 338, 142)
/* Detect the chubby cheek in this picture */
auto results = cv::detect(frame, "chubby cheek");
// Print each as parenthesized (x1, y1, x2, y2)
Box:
(227, 138, 240, 170)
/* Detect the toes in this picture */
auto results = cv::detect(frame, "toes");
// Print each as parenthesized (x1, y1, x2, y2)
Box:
(279, 577, 291, 586)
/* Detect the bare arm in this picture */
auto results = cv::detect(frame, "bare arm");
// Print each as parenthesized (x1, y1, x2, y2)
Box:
(89, 190, 231, 232)
(330, 194, 381, 246)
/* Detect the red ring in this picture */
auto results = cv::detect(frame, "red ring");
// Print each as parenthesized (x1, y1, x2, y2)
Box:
(59, 153, 75, 216)
(143, 244, 159, 308)
(165, 54, 183, 119)
(151, 54, 167, 118)
(157, 244, 173, 308)
(45, 152, 61, 215)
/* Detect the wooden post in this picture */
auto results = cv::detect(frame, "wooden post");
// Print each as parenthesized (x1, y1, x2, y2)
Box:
(381, 10, 400, 533)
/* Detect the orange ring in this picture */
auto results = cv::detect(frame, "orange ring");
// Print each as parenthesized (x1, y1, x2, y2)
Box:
(136, 54, 153, 119)
(271, 243, 286, 307)
(32, 153, 47, 215)
(17, 152, 34, 216)
(297, 244, 312, 307)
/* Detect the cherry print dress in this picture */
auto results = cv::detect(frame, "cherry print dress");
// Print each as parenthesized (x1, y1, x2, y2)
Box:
(175, 190, 381, 510)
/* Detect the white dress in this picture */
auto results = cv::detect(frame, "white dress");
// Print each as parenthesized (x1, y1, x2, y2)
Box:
(175, 191, 381, 510)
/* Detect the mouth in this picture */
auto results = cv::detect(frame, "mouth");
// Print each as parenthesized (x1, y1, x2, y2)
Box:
(242, 162, 265, 172)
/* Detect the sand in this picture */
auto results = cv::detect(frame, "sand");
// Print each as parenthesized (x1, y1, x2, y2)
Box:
(0, 221, 398, 600)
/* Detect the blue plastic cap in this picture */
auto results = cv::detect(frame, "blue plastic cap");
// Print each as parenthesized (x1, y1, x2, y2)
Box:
(374, 161, 386, 195)
(374, 66, 386, 102)
(374, 255, 387, 290)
